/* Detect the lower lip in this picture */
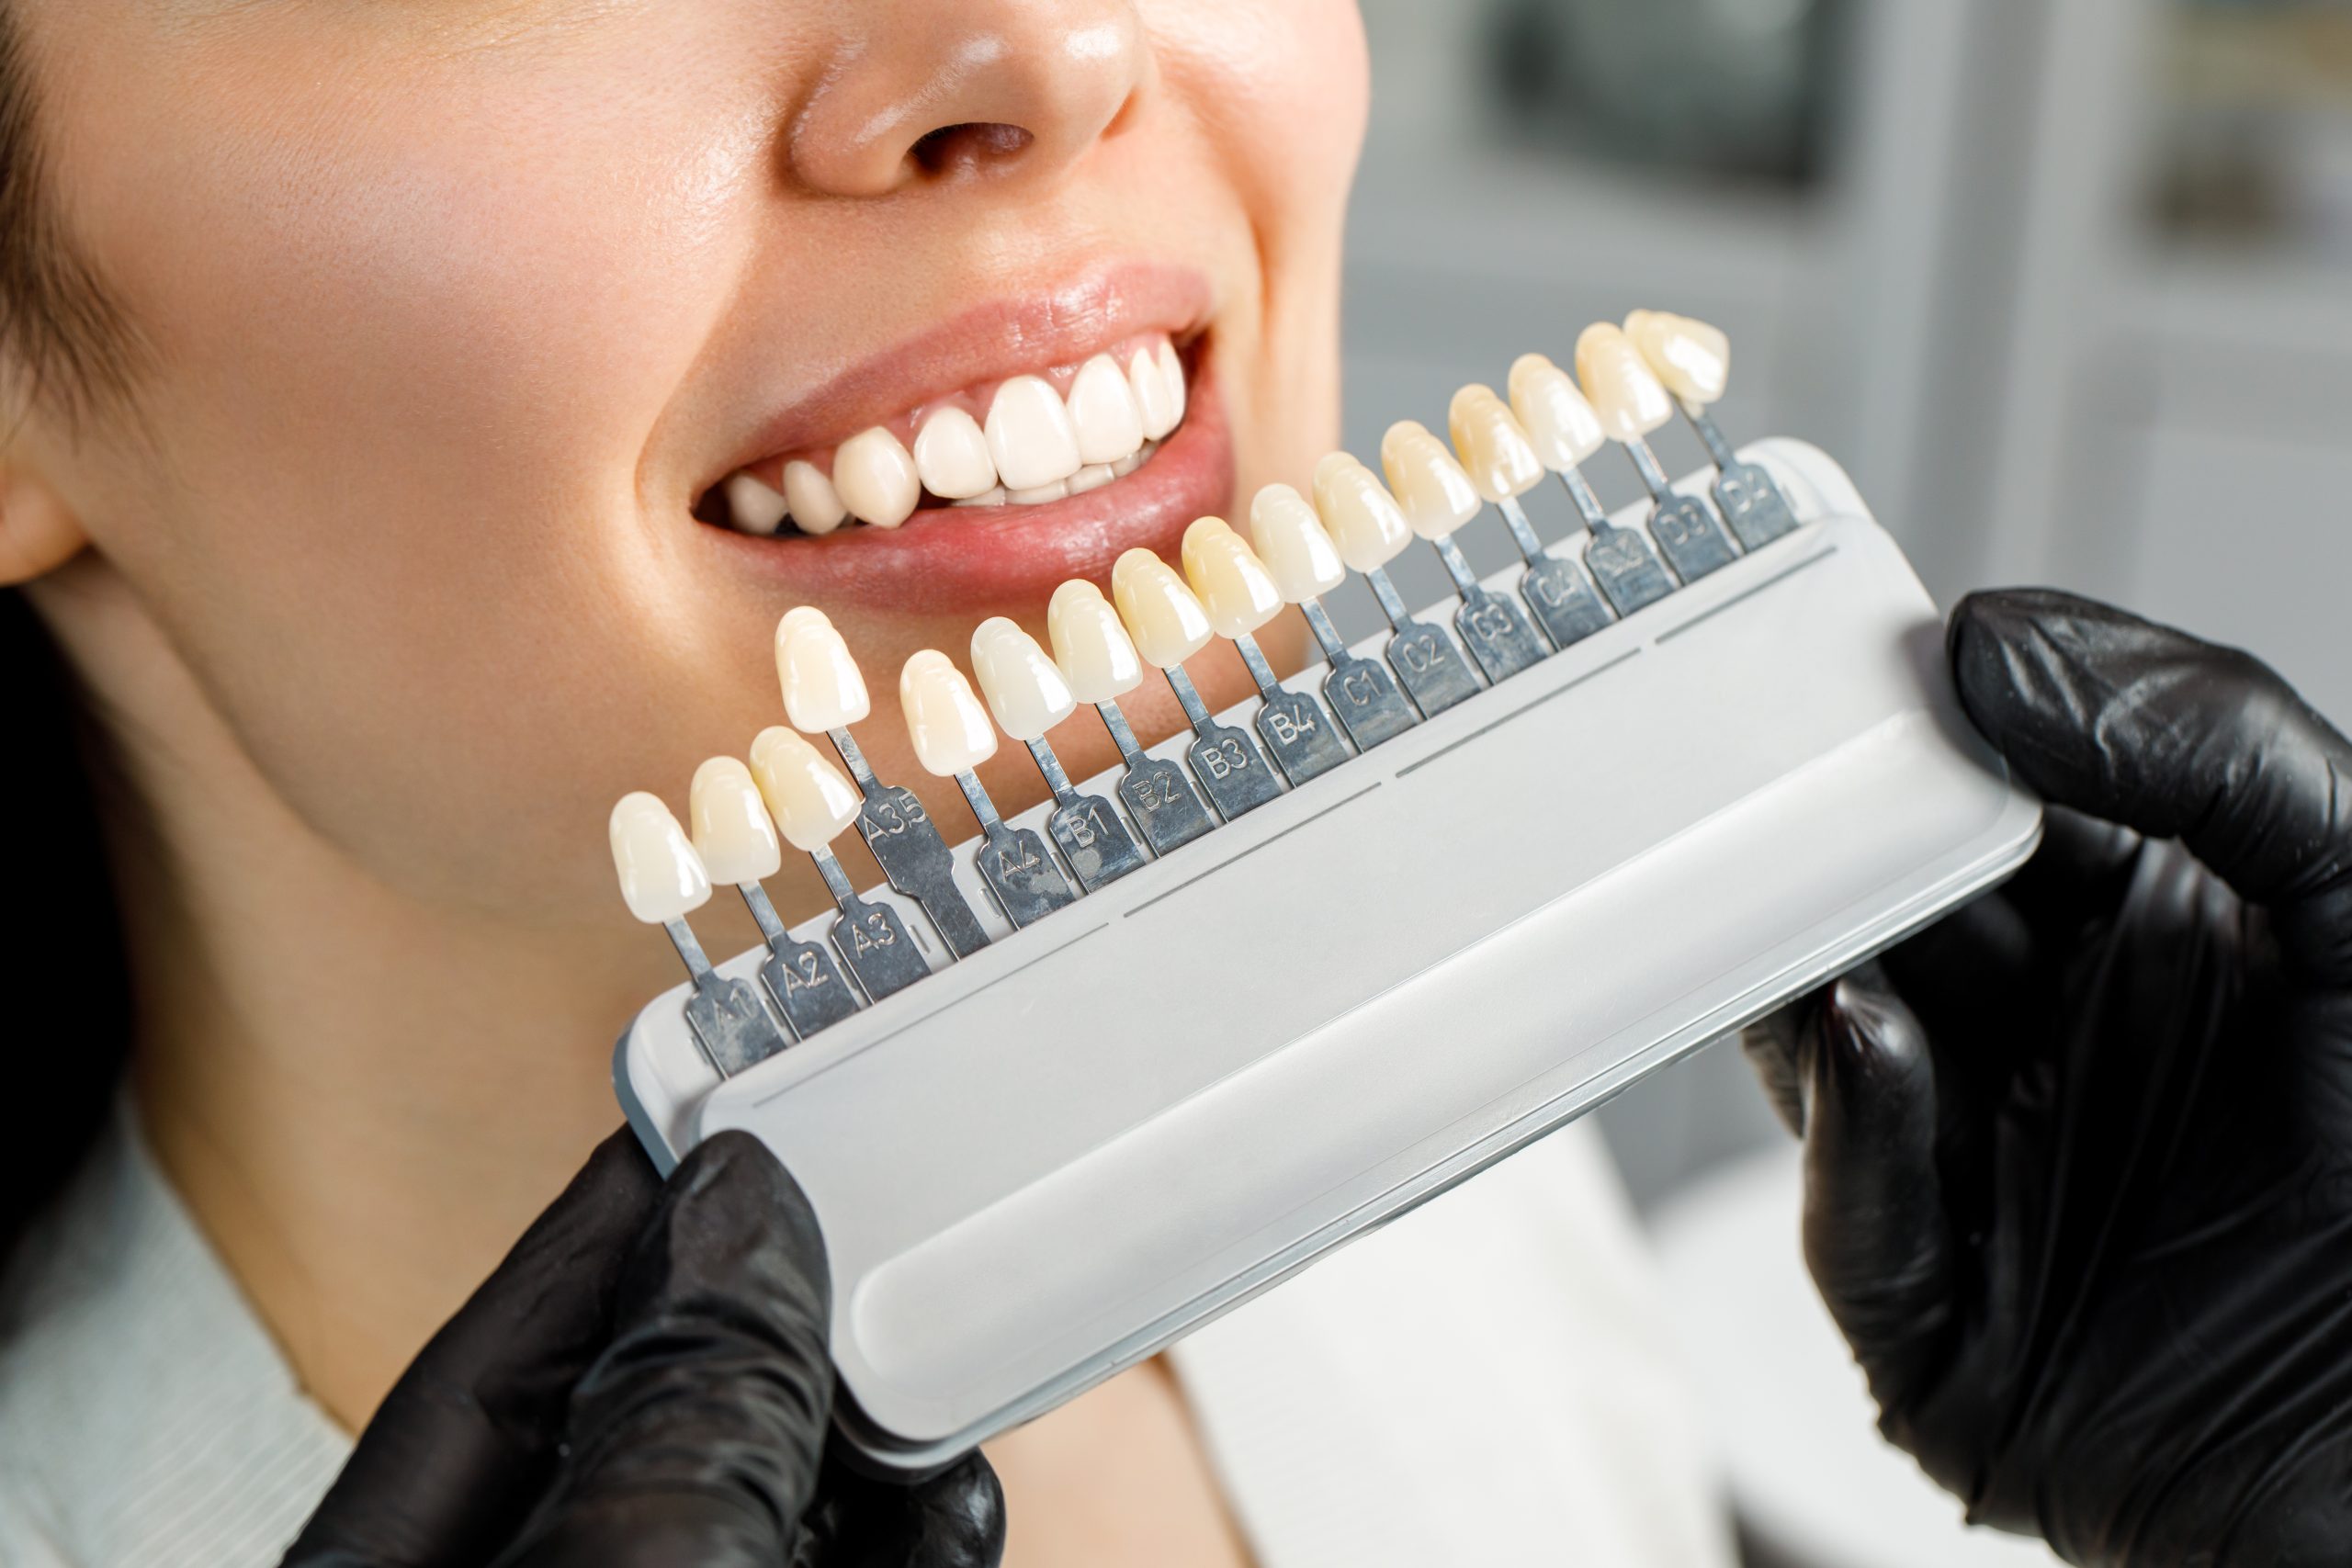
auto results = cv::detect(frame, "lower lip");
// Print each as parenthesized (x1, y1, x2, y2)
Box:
(707, 364, 1235, 618)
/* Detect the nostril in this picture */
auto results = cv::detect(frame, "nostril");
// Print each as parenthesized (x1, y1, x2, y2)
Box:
(910, 122, 1035, 178)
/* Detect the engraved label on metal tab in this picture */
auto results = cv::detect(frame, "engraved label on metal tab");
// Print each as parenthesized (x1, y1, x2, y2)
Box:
(684, 976, 787, 1076)
(856, 784, 990, 958)
(1454, 587, 1549, 683)
(1585, 525, 1677, 615)
(831, 895, 930, 1002)
(1322, 655, 1419, 750)
(1254, 689, 1352, 786)
(1385, 622, 1481, 717)
(1648, 494, 1738, 581)
(1047, 793, 1148, 891)
(1711, 460, 1799, 550)
(978, 825, 1077, 929)
(1187, 722, 1284, 819)
(1116, 755, 1219, 854)
(760, 940, 860, 1039)
(1519, 557, 1615, 649)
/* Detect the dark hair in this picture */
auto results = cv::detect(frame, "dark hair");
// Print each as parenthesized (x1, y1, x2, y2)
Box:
(0, 3, 141, 1264)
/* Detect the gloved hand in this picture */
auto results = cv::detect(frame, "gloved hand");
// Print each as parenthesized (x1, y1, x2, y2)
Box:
(1743, 590, 2352, 1566)
(279, 1129, 1003, 1568)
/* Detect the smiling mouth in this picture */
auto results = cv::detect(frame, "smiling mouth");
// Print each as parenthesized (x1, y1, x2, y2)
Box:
(704, 333, 1197, 536)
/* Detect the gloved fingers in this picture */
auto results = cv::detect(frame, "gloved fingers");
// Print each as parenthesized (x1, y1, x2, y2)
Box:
(790, 1450, 1007, 1568)
(1737, 1003, 1807, 1137)
(1949, 590, 2352, 980)
(499, 1130, 835, 1567)
(282, 1129, 662, 1568)
(1797, 972, 1964, 1425)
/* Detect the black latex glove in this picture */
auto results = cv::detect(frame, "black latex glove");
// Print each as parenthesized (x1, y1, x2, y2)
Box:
(1744, 590, 2352, 1566)
(280, 1129, 1003, 1568)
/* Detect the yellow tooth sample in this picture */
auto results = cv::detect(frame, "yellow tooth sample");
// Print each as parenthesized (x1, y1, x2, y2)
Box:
(1181, 517, 1283, 639)
(1047, 580, 1146, 703)
(1447, 385, 1545, 503)
(749, 727, 864, 852)
(1507, 354, 1606, 472)
(1112, 548, 1213, 669)
(1576, 322, 1676, 444)
(1248, 483, 1345, 603)
(1312, 453, 1413, 572)
(971, 617, 1077, 741)
(1625, 310, 1730, 407)
(775, 607, 871, 731)
(688, 756, 784, 886)
(831, 427, 922, 528)
(609, 792, 713, 925)
(899, 650, 999, 777)
(782, 459, 849, 536)
(1380, 420, 1482, 540)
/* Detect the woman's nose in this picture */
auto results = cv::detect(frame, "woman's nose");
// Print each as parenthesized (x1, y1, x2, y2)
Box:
(788, 0, 1148, 198)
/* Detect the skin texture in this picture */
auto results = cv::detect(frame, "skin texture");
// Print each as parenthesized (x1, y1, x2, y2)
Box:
(1, 2, 1363, 1562)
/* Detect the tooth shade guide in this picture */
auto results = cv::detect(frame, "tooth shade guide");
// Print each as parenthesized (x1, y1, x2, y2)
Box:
(1091, 697, 1219, 855)
(808, 846, 934, 1002)
(948, 766, 1080, 931)
(1227, 631, 1354, 786)
(1016, 735, 1149, 892)
(1156, 660, 1286, 821)
(1359, 563, 1482, 719)
(824, 723, 994, 962)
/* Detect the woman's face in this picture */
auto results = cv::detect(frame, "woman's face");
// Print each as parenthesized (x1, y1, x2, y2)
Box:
(18, 0, 1366, 933)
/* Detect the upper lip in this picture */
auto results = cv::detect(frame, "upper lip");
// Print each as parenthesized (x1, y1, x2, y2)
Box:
(710, 261, 1214, 491)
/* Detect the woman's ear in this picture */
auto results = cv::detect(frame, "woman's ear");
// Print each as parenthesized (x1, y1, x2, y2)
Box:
(0, 466, 87, 583)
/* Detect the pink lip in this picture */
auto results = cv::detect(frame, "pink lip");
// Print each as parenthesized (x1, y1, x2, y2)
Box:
(706, 355, 1233, 616)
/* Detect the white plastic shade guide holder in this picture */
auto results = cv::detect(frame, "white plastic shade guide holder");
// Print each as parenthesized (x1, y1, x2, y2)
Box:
(616, 438, 2044, 1477)
(1624, 310, 1801, 551)
(1577, 322, 1741, 583)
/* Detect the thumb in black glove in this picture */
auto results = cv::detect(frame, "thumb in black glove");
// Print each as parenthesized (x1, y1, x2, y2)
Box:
(279, 1128, 1003, 1568)
(1744, 589, 2352, 1567)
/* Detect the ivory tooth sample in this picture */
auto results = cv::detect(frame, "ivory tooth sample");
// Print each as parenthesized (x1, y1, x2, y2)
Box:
(1047, 579, 1217, 855)
(1625, 310, 1797, 549)
(610, 792, 787, 1075)
(1182, 517, 1353, 786)
(1381, 420, 1551, 682)
(1311, 452, 1481, 718)
(750, 727, 932, 1002)
(1507, 353, 1676, 616)
(1447, 385, 1613, 649)
(1112, 547, 1285, 820)
(900, 650, 1076, 930)
(1247, 483, 1419, 749)
(972, 617, 1148, 891)
(1576, 322, 1738, 583)
(776, 606, 990, 959)
(690, 756, 860, 1039)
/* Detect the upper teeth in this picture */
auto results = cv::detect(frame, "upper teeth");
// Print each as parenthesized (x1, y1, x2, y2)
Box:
(720, 336, 1190, 536)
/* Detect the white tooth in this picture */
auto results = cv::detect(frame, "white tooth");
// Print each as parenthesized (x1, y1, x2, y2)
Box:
(831, 426, 920, 528)
(912, 407, 999, 500)
(1047, 579, 1145, 703)
(1111, 450, 1144, 478)
(1068, 354, 1146, 465)
(1006, 479, 1069, 505)
(783, 460, 850, 536)
(688, 756, 783, 886)
(748, 727, 863, 852)
(1130, 347, 1178, 441)
(723, 473, 790, 536)
(1379, 419, 1482, 540)
(609, 793, 712, 926)
(985, 374, 1082, 491)
(1157, 341, 1186, 430)
(1248, 482, 1346, 604)
(970, 617, 1078, 741)
(1068, 464, 1116, 495)
(1111, 547, 1213, 669)
(1508, 353, 1605, 471)
(775, 608, 871, 731)
(953, 486, 1008, 508)
(899, 650, 1000, 777)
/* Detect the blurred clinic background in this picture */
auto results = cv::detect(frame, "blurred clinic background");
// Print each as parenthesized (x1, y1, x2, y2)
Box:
(1336, 1, 2352, 1563)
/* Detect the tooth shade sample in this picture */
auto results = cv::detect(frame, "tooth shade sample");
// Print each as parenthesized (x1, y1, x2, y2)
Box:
(1158, 341, 1187, 428)
(899, 650, 1000, 776)
(1068, 355, 1146, 465)
(1576, 322, 1676, 443)
(1625, 310, 1731, 407)
(1112, 549, 1214, 668)
(1248, 483, 1346, 603)
(832, 427, 921, 528)
(1181, 516, 1283, 638)
(971, 617, 1077, 740)
(912, 407, 998, 500)
(782, 460, 849, 535)
(749, 726, 863, 852)
(1311, 452, 1413, 572)
(775, 609, 871, 731)
(724, 473, 789, 536)
(1380, 421, 1482, 541)
(1047, 579, 1146, 702)
(1507, 354, 1606, 471)
(1130, 347, 1179, 441)
(1447, 385, 1545, 502)
(986, 374, 1082, 491)
(610, 793, 712, 925)
(689, 756, 784, 885)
